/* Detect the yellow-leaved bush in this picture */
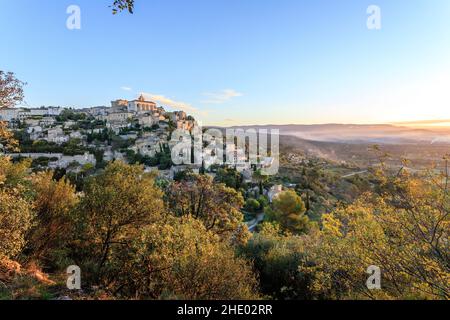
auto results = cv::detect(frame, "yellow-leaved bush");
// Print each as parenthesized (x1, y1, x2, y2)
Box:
(300, 170, 449, 300)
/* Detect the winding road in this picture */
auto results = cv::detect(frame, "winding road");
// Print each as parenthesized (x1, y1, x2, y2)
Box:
(341, 170, 368, 178)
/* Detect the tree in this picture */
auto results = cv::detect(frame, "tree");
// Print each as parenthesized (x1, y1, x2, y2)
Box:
(0, 71, 25, 152)
(173, 168, 195, 182)
(111, 0, 135, 14)
(0, 123, 18, 153)
(0, 71, 25, 108)
(0, 191, 33, 260)
(74, 161, 165, 284)
(55, 109, 86, 122)
(300, 166, 450, 300)
(0, 156, 31, 190)
(0, 157, 33, 260)
(111, 216, 260, 299)
(166, 174, 249, 244)
(25, 172, 79, 268)
(240, 223, 314, 300)
(266, 190, 310, 234)
(245, 198, 260, 213)
(253, 169, 268, 195)
(215, 167, 243, 190)
(257, 195, 269, 211)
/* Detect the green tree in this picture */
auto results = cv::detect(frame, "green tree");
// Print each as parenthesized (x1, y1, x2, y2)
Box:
(257, 195, 269, 211)
(0, 191, 33, 260)
(0, 156, 31, 190)
(112, 216, 260, 299)
(266, 190, 309, 234)
(74, 161, 165, 284)
(173, 168, 195, 182)
(111, 0, 135, 14)
(253, 169, 268, 195)
(166, 174, 249, 244)
(240, 223, 314, 299)
(25, 172, 79, 268)
(215, 167, 243, 190)
(300, 167, 450, 300)
(0, 157, 33, 260)
(245, 198, 261, 213)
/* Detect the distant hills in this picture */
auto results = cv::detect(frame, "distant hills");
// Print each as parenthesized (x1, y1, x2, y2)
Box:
(223, 124, 450, 145)
(211, 123, 450, 167)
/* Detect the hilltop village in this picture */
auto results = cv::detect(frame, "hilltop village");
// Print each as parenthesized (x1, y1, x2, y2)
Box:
(0, 95, 282, 200)
(0, 95, 192, 176)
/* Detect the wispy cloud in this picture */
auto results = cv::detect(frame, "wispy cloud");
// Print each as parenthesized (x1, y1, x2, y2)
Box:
(141, 93, 206, 116)
(121, 86, 133, 91)
(201, 89, 243, 104)
(393, 119, 450, 125)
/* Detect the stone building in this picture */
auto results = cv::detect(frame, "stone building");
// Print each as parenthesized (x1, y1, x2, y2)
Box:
(127, 95, 157, 113)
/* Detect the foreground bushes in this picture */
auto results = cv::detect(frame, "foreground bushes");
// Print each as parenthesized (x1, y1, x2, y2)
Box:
(0, 157, 34, 260)
(300, 179, 450, 300)
(111, 217, 259, 299)
(72, 162, 165, 284)
(26, 172, 79, 268)
(0, 158, 260, 299)
(0, 191, 33, 260)
(1, 155, 448, 300)
(241, 169, 450, 300)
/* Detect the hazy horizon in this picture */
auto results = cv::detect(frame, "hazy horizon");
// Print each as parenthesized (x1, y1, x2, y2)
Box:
(7, 103, 450, 129)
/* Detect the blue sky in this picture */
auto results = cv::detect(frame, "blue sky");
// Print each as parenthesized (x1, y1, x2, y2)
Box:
(1, 0, 450, 126)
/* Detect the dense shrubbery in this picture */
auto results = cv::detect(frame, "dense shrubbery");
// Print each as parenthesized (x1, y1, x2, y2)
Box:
(166, 174, 249, 244)
(55, 110, 86, 122)
(215, 167, 244, 190)
(0, 157, 34, 260)
(25, 172, 78, 269)
(124, 143, 172, 170)
(14, 136, 91, 156)
(0, 191, 33, 260)
(242, 165, 450, 300)
(239, 223, 314, 300)
(72, 162, 165, 284)
(0, 158, 259, 299)
(112, 216, 259, 299)
(299, 168, 450, 300)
